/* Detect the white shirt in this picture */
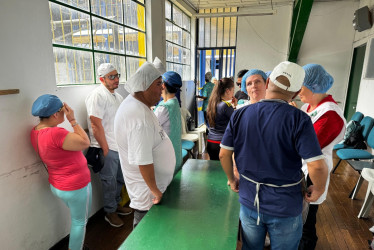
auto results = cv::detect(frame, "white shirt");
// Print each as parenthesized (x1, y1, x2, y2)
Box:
(86, 84, 123, 151)
(114, 95, 175, 211)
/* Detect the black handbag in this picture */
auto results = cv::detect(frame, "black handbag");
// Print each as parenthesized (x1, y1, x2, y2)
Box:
(85, 147, 104, 173)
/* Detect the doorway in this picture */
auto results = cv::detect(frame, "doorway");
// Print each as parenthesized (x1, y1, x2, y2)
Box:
(344, 44, 366, 120)
(196, 48, 236, 126)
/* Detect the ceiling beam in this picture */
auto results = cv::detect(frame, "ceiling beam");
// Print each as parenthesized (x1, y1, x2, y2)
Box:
(194, 9, 277, 17)
(288, 0, 314, 62)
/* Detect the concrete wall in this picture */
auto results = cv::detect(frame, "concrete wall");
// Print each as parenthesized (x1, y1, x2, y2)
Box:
(297, 1, 358, 109)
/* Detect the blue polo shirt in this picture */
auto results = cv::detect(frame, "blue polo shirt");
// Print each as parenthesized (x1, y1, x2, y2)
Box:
(221, 99, 323, 217)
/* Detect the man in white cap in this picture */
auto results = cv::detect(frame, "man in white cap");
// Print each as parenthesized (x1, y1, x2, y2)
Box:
(85, 63, 132, 228)
(114, 62, 175, 228)
(219, 61, 328, 249)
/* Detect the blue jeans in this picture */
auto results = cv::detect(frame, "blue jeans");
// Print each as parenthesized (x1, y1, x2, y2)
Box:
(99, 150, 124, 213)
(50, 183, 92, 250)
(240, 204, 302, 250)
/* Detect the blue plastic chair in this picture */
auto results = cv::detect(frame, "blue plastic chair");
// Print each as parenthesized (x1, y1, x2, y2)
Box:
(333, 117, 374, 173)
(182, 140, 195, 159)
(351, 111, 364, 122)
(182, 149, 188, 159)
(333, 111, 365, 151)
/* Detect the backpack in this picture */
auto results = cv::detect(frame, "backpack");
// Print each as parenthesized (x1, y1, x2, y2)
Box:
(343, 120, 367, 149)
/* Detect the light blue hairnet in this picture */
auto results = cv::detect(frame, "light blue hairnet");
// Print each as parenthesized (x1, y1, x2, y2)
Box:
(302, 64, 333, 93)
(241, 69, 267, 94)
(265, 71, 272, 78)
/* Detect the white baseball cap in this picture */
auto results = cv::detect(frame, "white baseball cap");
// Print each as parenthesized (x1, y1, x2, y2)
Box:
(269, 61, 305, 92)
(97, 63, 116, 77)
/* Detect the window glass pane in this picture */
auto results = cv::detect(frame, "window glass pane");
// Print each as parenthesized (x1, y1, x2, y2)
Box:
(166, 20, 173, 41)
(198, 18, 204, 47)
(173, 6, 183, 27)
(173, 45, 182, 63)
(137, 0, 144, 4)
(125, 28, 146, 57)
(173, 25, 182, 46)
(123, 0, 145, 31)
(54, 0, 89, 11)
(204, 16, 211, 47)
(182, 31, 190, 49)
(166, 42, 173, 62)
(223, 17, 230, 47)
(217, 17, 223, 47)
(183, 13, 190, 31)
(53, 47, 94, 85)
(50, 2, 91, 49)
(230, 17, 237, 47)
(126, 57, 146, 79)
(92, 17, 124, 53)
(182, 48, 190, 64)
(91, 0, 123, 24)
(165, 1, 171, 20)
(94, 52, 126, 82)
(166, 62, 173, 72)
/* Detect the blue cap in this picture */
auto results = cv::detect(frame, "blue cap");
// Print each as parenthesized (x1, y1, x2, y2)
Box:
(241, 69, 267, 94)
(31, 94, 63, 117)
(302, 64, 333, 93)
(162, 71, 182, 88)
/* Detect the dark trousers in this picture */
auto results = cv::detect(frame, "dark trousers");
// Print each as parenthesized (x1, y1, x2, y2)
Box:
(299, 176, 319, 250)
(207, 141, 220, 160)
(133, 210, 148, 229)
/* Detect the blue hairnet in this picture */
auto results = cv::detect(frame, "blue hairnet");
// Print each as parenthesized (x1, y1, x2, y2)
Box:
(241, 69, 267, 94)
(162, 71, 182, 88)
(32, 94, 63, 117)
(265, 71, 272, 78)
(302, 64, 333, 93)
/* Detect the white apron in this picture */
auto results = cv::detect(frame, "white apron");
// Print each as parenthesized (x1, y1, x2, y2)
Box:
(301, 101, 346, 204)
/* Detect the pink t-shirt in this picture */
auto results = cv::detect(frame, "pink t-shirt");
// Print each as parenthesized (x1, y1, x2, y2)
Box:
(30, 127, 90, 191)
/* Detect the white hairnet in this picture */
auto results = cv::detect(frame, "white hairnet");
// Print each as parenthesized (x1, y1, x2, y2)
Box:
(97, 63, 116, 77)
(124, 62, 161, 94)
(153, 57, 166, 74)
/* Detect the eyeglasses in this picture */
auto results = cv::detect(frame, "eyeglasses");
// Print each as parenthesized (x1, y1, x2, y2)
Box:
(105, 74, 121, 80)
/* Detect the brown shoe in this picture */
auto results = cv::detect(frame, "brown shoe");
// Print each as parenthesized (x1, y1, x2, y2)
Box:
(105, 212, 124, 227)
(117, 205, 132, 216)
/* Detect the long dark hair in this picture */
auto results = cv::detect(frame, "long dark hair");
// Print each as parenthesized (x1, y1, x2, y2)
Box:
(206, 77, 234, 127)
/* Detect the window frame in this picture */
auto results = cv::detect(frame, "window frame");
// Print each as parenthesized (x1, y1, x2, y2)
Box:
(49, 0, 147, 86)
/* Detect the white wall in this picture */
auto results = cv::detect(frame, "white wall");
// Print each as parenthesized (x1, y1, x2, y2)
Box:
(235, 4, 293, 83)
(297, 1, 358, 109)
(353, 0, 374, 118)
(0, 1, 106, 249)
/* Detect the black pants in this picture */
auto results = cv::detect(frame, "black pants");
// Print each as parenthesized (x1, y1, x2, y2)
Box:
(299, 175, 319, 250)
(133, 209, 148, 229)
(207, 141, 220, 160)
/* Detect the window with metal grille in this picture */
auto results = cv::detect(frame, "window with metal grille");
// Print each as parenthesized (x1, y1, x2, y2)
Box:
(49, 0, 146, 86)
(165, 0, 191, 80)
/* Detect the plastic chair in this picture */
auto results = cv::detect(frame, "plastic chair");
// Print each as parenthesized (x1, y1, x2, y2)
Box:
(332, 116, 374, 173)
(358, 168, 374, 218)
(181, 108, 205, 154)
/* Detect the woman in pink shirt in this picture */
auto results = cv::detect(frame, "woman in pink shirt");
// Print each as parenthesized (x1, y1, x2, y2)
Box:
(30, 94, 91, 250)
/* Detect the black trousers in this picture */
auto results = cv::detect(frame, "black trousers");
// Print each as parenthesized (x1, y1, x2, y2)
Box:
(207, 141, 220, 160)
(299, 175, 319, 250)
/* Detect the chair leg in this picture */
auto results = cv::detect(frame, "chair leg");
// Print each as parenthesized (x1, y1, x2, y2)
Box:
(332, 159, 342, 174)
(358, 183, 374, 218)
(188, 149, 196, 159)
(350, 174, 364, 199)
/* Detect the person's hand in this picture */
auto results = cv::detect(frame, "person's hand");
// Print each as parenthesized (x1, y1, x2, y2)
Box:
(63, 103, 75, 122)
(289, 101, 298, 108)
(228, 178, 239, 193)
(304, 185, 324, 202)
(152, 189, 163, 204)
(232, 97, 238, 107)
(102, 147, 109, 157)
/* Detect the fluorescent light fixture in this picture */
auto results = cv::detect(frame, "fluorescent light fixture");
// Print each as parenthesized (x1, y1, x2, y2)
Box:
(193, 9, 276, 18)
